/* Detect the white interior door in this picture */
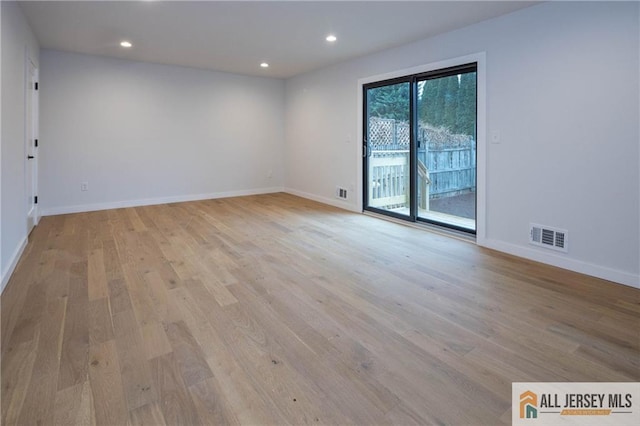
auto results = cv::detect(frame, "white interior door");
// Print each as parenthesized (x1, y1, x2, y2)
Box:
(26, 58, 38, 232)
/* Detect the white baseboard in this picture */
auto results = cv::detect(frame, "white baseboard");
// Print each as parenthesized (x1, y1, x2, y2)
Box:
(27, 186, 640, 290)
(284, 187, 360, 213)
(40, 187, 285, 216)
(479, 238, 639, 289)
(285, 188, 638, 288)
(1, 236, 28, 295)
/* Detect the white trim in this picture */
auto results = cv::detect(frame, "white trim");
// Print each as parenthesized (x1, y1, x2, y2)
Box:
(356, 81, 364, 212)
(40, 187, 285, 216)
(287, 187, 638, 288)
(25, 54, 39, 233)
(33, 61, 40, 227)
(31, 185, 639, 289)
(356, 52, 487, 241)
(286, 189, 637, 288)
(358, 52, 485, 87)
(1, 236, 28, 294)
(474, 54, 487, 244)
(480, 238, 639, 289)
(284, 187, 360, 212)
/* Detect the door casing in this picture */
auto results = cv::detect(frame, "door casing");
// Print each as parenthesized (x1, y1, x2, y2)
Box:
(357, 52, 487, 241)
(25, 55, 39, 232)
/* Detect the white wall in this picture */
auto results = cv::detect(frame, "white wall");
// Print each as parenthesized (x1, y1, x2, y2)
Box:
(285, 1, 640, 287)
(40, 50, 285, 215)
(1, 1, 39, 291)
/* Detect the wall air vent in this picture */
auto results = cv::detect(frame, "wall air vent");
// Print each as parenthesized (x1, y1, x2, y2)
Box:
(529, 223, 568, 253)
(336, 187, 348, 200)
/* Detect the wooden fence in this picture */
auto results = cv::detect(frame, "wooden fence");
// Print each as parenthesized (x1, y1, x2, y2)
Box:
(420, 145, 476, 197)
(368, 117, 475, 210)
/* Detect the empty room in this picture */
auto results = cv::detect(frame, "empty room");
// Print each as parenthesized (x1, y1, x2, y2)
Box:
(1, 1, 639, 425)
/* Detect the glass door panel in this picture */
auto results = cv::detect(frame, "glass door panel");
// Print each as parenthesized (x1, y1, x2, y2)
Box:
(364, 81, 412, 217)
(417, 70, 476, 231)
(363, 64, 477, 233)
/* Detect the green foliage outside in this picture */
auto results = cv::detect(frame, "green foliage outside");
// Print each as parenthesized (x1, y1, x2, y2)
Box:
(367, 83, 410, 122)
(367, 72, 476, 138)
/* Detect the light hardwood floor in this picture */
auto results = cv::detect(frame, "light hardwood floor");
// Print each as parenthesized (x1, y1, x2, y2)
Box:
(2, 193, 639, 425)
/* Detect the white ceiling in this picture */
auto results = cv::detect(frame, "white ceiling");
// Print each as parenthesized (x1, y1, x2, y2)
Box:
(20, 1, 538, 79)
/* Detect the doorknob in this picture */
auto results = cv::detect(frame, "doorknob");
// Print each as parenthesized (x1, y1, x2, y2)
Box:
(27, 156, 34, 159)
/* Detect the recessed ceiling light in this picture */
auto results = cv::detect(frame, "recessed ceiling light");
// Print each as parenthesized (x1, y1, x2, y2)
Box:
(260, 62, 269, 68)
(120, 41, 132, 48)
(326, 34, 337, 42)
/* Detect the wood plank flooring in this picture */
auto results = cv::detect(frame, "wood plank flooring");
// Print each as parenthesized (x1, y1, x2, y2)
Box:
(2, 193, 639, 425)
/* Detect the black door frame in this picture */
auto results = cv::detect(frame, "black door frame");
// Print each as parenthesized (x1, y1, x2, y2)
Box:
(362, 77, 415, 222)
(363, 63, 478, 234)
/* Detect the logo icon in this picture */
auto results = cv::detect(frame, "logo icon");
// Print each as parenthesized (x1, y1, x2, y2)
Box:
(520, 390, 538, 419)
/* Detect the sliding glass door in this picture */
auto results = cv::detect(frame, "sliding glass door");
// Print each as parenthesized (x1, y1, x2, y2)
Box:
(364, 64, 477, 233)
(364, 80, 412, 219)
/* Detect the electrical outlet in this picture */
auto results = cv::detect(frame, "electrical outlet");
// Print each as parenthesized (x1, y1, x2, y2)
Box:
(81, 182, 89, 191)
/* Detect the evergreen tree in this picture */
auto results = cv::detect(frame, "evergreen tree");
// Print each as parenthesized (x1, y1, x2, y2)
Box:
(443, 75, 459, 131)
(368, 83, 409, 121)
(419, 79, 437, 124)
(371, 72, 476, 138)
(419, 72, 476, 138)
(456, 72, 477, 137)
(433, 78, 447, 126)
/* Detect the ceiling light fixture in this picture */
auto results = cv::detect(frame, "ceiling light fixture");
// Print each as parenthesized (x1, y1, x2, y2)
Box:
(260, 62, 269, 68)
(326, 34, 337, 42)
(120, 41, 132, 48)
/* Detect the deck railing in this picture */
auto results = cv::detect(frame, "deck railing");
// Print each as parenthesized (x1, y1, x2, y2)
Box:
(369, 150, 410, 209)
(368, 118, 476, 210)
